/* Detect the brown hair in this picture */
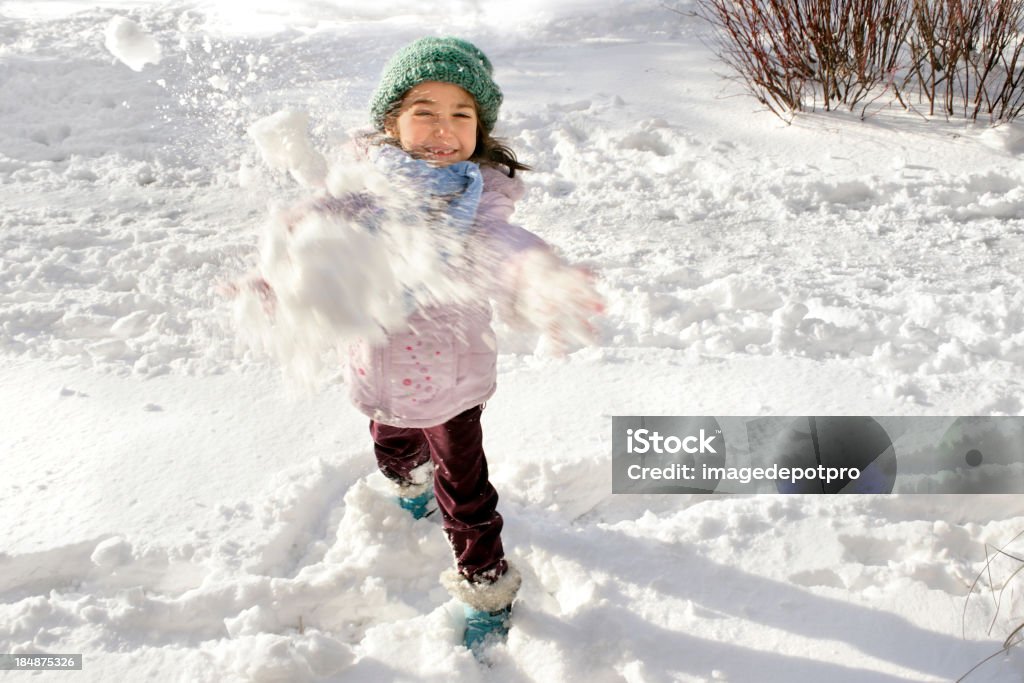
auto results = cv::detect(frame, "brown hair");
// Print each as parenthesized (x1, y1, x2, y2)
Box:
(378, 95, 531, 178)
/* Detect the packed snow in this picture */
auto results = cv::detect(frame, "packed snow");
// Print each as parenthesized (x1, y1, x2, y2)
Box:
(246, 110, 326, 188)
(2, 1, 1024, 681)
(103, 16, 162, 72)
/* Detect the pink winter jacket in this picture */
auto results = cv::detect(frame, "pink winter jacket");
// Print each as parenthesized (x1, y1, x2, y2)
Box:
(345, 164, 547, 428)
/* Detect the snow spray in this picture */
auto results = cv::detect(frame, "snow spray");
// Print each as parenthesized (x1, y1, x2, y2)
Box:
(232, 111, 492, 390)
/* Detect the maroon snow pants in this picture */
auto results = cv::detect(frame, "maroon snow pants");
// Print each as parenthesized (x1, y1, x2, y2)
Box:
(370, 405, 508, 583)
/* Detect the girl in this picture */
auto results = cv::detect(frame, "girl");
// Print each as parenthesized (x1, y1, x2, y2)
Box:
(246, 36, 602, 652)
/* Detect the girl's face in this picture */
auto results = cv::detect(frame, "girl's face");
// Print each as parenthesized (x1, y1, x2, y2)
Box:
(386, 81, 478, 166)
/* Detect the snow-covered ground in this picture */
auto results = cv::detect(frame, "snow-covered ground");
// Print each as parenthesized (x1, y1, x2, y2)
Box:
(3, 1, 1024, 681)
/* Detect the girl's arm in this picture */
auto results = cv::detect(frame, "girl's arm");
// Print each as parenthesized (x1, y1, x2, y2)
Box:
(474, 167, 603, 351)
(477, 217, 604, 352)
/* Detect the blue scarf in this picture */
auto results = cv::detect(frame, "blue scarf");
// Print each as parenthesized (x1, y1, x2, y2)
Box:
(363, 145, 484, 317)
(371, 144, 483, 236)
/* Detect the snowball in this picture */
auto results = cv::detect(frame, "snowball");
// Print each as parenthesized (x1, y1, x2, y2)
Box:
(91, 536, 133, 568)
(247, 110, 327, 188)
(104, 17, 162, 72)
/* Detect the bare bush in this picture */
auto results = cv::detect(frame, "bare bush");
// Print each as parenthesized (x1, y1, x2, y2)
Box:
(906, 0, 1024, 121)
(694, 0, 1024, 122)
(692, 0, 803, 116)
(803, 0, 913, 111)
(696, 0, 913, 118)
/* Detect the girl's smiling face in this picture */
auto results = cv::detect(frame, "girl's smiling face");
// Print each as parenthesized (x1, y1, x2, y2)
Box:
(386, 81, 479, 166)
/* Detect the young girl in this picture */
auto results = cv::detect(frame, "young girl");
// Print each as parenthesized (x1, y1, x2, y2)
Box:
(245, 36, 601, 651)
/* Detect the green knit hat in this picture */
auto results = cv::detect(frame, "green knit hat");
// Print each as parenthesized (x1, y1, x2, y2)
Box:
(370, 37, 503, 133)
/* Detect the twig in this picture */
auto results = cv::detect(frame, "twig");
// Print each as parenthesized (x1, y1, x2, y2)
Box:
(962, 529, 1024, 639)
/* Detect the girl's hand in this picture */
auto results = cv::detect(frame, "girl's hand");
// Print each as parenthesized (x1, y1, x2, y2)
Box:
(514, 250, 604, 354)
(218, 273, 277, 318)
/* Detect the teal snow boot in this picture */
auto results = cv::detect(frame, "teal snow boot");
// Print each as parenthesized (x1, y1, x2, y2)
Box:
(463, 603, 512, 651)
(398, 486, 437, 519)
